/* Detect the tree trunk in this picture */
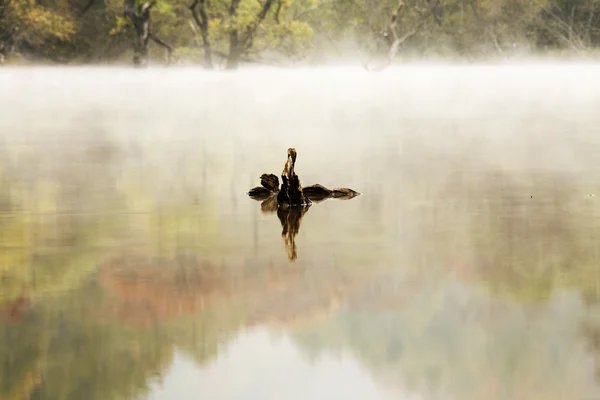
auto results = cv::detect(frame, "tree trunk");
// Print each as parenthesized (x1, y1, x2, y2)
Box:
(226, 34, 242, 70)
(225, 0, 274, 69)
(190, 0, 213, 68)
(124, 0, 172, 67)
(1, 0, 9, 62)
(226, 0, 241, 69)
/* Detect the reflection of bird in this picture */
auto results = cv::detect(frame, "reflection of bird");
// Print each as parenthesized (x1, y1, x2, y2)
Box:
(248, 186, 272, 200)
(277, 205, 310, 261)
(260, 196, 278, 213)
(257, 195, 309, 261)
(256, 186, 359, 261)
(249, 183, 360, 203)
(247, 148, 361, 261)
(303, 184, 361, 202)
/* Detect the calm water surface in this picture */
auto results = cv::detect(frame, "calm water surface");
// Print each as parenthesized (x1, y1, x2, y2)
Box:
(1, 65, 600, 399)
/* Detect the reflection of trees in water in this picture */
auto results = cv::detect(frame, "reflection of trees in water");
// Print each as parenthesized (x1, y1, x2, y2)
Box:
(292, 279, 600, 400)
(0, 311, 43, 400)
(0, 140, 325, 398)
(85, 164, 600, 400)
(97, 255, 242, 326)
(429, 169, 600, 303)
(4, 135, 600, 400)
(0, 283, 172, 400)
(0, 146, 158, 399)
(0, 138, 128, 302)
(89, 249, 351, 379)
(29, 282, 174, 400)
(96, 253, 349, 329)
(285, 167, 600, 400)
(582, 318, 600, 382)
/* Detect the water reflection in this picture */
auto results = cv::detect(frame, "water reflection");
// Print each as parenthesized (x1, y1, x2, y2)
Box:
(255, 195, 311, 261)
(249, 158, 360, 261)
(276, 206, 309, 261)
(252, 193, 361, 261)
(2, 66, 600, 400)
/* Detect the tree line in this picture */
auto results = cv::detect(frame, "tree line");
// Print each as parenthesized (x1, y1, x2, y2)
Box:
(0, 1, 599, 67)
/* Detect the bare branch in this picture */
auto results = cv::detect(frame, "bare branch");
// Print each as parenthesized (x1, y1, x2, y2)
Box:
(188, 20, 202, 46)
(488, 29, 505, 57)
(541, 6, 587, 52)
(584, 2, 597, 44)
(241, 0, 275, 50)
(256, 0, 275, 23)
(365, 0, 427, 71)
(149, 32, 172, 64)
(389, 0, 405, 42)
(140, 1, 157, 15)
(190, 0, 203, 29)
(389, 21, 422, 59)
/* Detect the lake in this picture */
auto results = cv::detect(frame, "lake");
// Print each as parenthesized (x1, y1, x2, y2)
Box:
(1, 64, 600, 400)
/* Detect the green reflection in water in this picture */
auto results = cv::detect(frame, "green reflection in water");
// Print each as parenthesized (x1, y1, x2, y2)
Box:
(3, 75, 600, 400)
(2, 151, 600, 400)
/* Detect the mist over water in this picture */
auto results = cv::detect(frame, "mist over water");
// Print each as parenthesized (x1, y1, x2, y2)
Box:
(2, 64, 600, 399)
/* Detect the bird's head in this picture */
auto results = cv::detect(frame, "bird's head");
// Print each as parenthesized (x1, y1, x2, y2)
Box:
(287, 148, 297, 164)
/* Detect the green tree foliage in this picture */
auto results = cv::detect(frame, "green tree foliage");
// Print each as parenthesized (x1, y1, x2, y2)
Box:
(2, 0, 600, 65)
(0, 0, 76, 61)
(95, 0, 314, 67)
